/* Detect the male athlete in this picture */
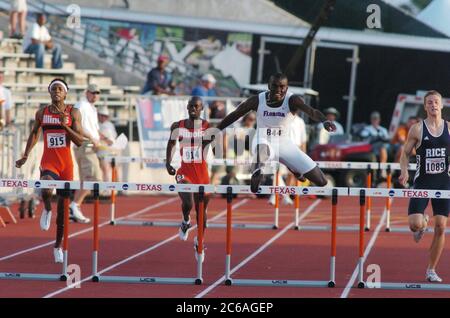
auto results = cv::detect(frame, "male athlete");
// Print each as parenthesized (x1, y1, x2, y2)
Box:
(166, 96, 210, 261)
(16, 79, 84, 263)
(212, 73, 335, 192)
(399, 90, 449, 282)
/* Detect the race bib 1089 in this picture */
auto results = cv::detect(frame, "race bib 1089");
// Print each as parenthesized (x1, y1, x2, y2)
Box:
(425, 157, 446, 174)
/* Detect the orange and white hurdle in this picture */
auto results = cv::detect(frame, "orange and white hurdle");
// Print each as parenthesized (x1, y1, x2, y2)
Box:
(0, 180, 77, 282)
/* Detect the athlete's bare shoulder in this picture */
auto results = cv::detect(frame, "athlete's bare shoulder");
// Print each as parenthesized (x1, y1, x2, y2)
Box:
(408, 121, 422, 140)
(170, 120, 180, 131)
(241, 95, 259, 111)
(35, 105, 46, 122)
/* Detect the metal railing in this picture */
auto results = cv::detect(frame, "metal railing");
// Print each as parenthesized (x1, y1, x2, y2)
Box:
(2, 0, 204, 85)
(0, 128, 20, 180)
(9, 91, 245, 141)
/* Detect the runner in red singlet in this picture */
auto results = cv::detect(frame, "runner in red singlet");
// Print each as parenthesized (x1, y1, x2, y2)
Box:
(166, 96, 211, 258)
(16, 78, 84, 263)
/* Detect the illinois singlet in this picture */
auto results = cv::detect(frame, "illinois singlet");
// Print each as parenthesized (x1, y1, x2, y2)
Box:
(175, 119, 209, 184)
(40, 105, 74, 180)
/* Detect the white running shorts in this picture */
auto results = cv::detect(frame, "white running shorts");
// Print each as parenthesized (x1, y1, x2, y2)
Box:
(252, 137, 316, 175)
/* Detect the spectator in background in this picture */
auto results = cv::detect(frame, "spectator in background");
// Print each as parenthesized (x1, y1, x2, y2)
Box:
(192, 73, 226, 120)
(392, 116, 419, 162)
(193, 73, 227, 184)
(142, 55, 175, 95)
(23, 13, 63, 69)
(316, 107, 344, 144)
(97, 105, 117, 182)
(192, 73, 217, 97)
(360, 111, 390, 166)
(10, 0, 27, 39)
(71, 84, 106, 224)
(0, 72, 13, 129)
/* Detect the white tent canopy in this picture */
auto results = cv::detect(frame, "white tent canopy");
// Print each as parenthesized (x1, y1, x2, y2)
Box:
(417, 0, 450, 37)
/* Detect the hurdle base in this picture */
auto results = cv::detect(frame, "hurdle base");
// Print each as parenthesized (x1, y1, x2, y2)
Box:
(225, 278, 233, 286)
(385, 228, 391, 232)
(110, 221, 116, 225)
(60, 274, 68, 282)
(357, 281, 365, 289)
(297, 225, 359, 232)
(92, 275, 99, 282)
(195, 278, 203, 285)
(229, 278, 331, 288)
(374, 282, 450, 291)
(364, 227, 370, 232)
(0, 272, 64, 281)
(113, 219, 277, 230)
(328, 281, 336, 288)
(96, 275, 198, 285)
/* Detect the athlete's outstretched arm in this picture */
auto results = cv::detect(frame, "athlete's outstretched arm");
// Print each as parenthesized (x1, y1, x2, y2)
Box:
(166, 121, 179, 175)
(399, 122, 420, 187)
(290, 95, 335, 131)
(216, 96, 258, 131)
(64, 108, 85, 147)
(16, 109, 43, 168)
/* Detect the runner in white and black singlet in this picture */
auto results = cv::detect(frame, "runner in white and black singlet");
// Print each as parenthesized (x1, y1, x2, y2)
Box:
(399, 90, 450, 283)
(210, 73, 336, 193)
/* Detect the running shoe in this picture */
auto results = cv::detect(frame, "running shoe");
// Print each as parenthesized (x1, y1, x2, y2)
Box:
(194, 236, 205, 263)
(426, 269, 443, 283)
(40, 209, 52, 231)
(69, 202, 91, 223)
(268, 194, 276, 206)
(250, 168, 263, 193)
(282, 195, 294, 205)
(413, 214, 429, 243)
(53, 247, 63, 263)
(179, 220, 191, 241)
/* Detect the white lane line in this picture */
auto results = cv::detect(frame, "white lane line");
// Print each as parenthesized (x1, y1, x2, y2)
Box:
(42, 199, 249, 298)
(195, 199, 323, 298)
(0, 197, 178, 261)
(340, 207, 387, 298)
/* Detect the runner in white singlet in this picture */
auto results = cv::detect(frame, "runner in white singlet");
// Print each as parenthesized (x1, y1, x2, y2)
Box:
(212, 73, 336, 193)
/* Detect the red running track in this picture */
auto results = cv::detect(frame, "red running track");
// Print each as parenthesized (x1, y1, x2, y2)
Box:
(0, 194, 449, 298)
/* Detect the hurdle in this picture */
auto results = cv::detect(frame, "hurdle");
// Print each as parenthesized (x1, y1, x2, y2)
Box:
(352, 187, 450, 291)
(221, 185, 347, 288)
(379, 163, 446, 233)
(0, 180, 77, 282)
(88, 182, 214, 285)
(107, 156, 280, 230)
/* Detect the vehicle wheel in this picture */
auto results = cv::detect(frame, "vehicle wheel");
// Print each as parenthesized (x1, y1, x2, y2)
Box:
(342, 170, 367, 188)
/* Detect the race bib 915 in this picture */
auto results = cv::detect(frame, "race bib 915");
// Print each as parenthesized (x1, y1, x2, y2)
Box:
(47, 133, 66, 148)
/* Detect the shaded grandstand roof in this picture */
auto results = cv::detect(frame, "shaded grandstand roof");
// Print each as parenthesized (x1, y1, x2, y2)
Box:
(45, 0, 310, 28)
(417, 0, 450, 37)
(272, 0, 448, 38)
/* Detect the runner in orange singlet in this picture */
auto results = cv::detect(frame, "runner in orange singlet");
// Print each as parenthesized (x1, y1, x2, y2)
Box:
(16, 78, 84, 263)
(166, 97, 210, 256)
